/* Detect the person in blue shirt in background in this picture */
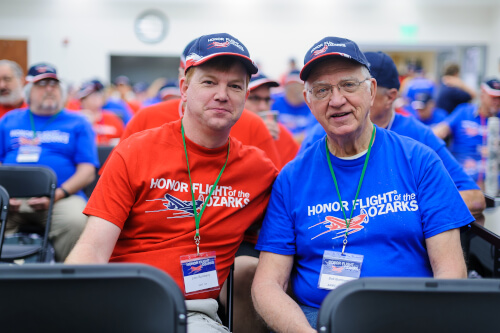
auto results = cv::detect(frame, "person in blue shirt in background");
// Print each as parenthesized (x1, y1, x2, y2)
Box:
(300, 51, 485, 216)
(0, 63, 99, 261)
(433, 78, 500, 192)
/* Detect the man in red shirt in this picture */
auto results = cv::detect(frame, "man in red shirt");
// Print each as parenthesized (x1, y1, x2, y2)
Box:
(246, 73, 299, 167)
(121, 45, 282, 170)
(0, 60, 28, 117)
(66, 33, 278, 333)
(77, 79, 124, 146)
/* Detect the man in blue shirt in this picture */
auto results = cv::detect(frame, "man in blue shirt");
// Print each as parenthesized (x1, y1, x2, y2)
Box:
(300, 51, 485, 216)
(433, 78, 500, 191)
(0, 63, 99, 261)
(252, 38, 473, 332)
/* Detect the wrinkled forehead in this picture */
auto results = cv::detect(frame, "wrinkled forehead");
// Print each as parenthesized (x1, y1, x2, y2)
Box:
(306, 58, 366, 84)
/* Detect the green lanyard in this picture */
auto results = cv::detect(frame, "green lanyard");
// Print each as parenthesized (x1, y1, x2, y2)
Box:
(325, 125, 375, 254)
(29, 110, 61, 141)
(181, 121, 230, 256)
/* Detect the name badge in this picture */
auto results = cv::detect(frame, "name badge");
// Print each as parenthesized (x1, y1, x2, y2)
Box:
(16, 145, 41, 163)
(318, 250, 363, 290)
(180, 251, 219, 295)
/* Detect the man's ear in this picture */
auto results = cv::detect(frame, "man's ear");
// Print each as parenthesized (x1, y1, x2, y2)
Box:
(386, 88, 399, 106)
(180, 77, 188, 102)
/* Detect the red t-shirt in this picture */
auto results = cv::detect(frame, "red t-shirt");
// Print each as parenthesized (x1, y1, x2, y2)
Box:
(84, 119, 277, 300)
(276, 123, 299, 167)
(0, 101, 27, 118)
(94, 111, 124, 145)
(121, 99, 282, 169)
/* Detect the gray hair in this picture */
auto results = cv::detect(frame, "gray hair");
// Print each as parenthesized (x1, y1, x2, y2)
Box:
(0, 59, 24, 79)
(24, 80, 68, 110)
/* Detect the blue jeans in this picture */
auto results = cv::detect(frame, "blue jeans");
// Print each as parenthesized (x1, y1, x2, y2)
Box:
(299, 304, 319, 329)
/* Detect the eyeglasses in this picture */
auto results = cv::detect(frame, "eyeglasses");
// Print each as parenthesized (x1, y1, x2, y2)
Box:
(34, 79, 59, 88)
(248, 95, 273, 104)
(308, 78, 370, 100)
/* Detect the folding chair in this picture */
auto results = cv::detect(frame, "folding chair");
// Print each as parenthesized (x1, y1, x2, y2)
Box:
(317, 277, 500, 333)
(0, 185, 10, 258)
(84, 145, 114, 198)
(0, 165, 57, 263)
(0, 263, 187, 333)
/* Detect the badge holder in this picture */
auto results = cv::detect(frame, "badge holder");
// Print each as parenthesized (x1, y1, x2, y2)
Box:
(318, 250, 363, 290)
(16, 145, 41, 163)
(180, 251, 219, 295)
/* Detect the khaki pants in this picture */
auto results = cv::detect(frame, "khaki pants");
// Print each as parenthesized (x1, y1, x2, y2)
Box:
(186, 299, 229, 333)
(6, 195, 87, 262)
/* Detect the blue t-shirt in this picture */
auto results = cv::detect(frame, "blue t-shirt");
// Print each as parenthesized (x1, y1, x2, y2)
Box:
(0, 109, 99, 199)
(445, 103, 500, 182)
(401, 106, 447, 127)
(299, 114, 478, 191)
(271, 93, 317, 138)
(257, 126, 474, 308)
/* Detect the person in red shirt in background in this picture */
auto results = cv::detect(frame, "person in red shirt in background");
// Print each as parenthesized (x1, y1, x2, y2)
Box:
(121, 42, 282, 170)
(246, 73, 299, 167)
(78, 80, 124, 146)
(0, 60, 28, 117)
(112, 75, 142, 114)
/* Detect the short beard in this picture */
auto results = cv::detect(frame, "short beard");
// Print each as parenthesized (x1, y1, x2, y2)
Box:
(0, 88, 23, 106)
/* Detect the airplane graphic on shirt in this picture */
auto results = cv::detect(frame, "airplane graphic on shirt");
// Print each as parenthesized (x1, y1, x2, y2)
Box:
(309, 210, 369, 240)
(146, 193, 204, 218)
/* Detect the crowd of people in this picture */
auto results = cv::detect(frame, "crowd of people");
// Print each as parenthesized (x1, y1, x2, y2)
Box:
(0, 31, 499, 332)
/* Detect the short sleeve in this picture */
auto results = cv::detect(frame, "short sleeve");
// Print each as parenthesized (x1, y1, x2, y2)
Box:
(256, 172, 297, 255)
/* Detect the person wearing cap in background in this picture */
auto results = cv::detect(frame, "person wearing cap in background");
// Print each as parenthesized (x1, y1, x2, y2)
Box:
(299, 51, 485, 217)
(407, 89, 448, 127)
(66, 33, 278, 333)
(0, 63, 99, 262)
(112, 75, 141, 114)
(120, 39, 283, 170)
(246, 73, 299, 167)
(0, 59, 28, 117)
(78, 79, 124, 146)
(252, 37, 472, 332)
(433, 78, 500, 191)
(436, 62, 476, 114)
(271, 69, 318, 144)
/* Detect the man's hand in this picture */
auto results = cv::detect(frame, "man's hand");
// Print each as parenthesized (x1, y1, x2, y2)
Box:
(27, 197, 50, 211)
(262, 117, 280, 140)
(8, 198, 22, 212)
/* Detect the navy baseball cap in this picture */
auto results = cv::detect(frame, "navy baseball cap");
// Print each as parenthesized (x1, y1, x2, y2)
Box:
(364, 52, 400, 90)
(77, 79, 105, 100)
(114, 75, 130, 86)
(283, 70, 302, 85)
(300, 37, 370, 81)
(411, 91, 432, 110)
(482, 78, 500, 97)
(158, 81, 180, 99)
(26, 63, 59, 83)
(180, 38, 197, 69)
(184, 33, 258, 76)
(249, 73, 279, 91)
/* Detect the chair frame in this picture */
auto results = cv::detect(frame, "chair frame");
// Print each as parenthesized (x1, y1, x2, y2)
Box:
(0, 165, 57, 262)
(318, 277, 500, 333)
(0, 263, 187, 333)
(0, 185, 10, 257)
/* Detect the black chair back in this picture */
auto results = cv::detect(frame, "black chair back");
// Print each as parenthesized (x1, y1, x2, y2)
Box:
(318, 278, 500, 333)
(0, 263, 187, 333)
(0, 166, 57, 262)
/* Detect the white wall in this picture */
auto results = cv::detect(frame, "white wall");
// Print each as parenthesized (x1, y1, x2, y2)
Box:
(0, 0, 499, 85)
